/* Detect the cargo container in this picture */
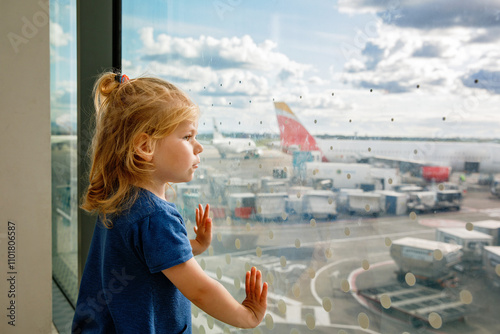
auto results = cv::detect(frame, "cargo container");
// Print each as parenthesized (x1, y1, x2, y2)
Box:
(472, 220, 500, 245)
(286, 186, 313, 216)
(435, 190, 462, 211)
(226, 177, 258, 194)
(255, 192, 287, 220)
(374, 190, 408, 215)
(421, 165, 451, 182)
(436, 228, 493, 262)
(390, 237, 462, 283)
(483, 246, 500, 287)
(302, 190, 337, 220)
(305, 162, 372, 189)
(260, 177, 288, 193)
(228, 193, 255, 219)
(406, 191, 436, 212)
(347, 192, 381, 216)
(336, 188, 363, 213)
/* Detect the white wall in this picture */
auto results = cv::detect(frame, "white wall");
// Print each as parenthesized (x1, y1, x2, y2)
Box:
(0, 0, 52, 332)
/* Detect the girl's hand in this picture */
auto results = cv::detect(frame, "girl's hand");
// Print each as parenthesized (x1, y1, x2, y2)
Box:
(192, 204, 212, 255)
(242, 267, 268, 327)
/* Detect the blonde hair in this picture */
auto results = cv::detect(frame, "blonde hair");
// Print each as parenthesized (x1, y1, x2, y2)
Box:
(81, 72, 199, 227)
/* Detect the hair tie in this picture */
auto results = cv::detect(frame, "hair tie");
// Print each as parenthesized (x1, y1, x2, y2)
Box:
(115, 74, 130, 84)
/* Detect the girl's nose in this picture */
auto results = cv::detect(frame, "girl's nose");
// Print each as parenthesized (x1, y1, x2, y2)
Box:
(195, 140, 203, 154)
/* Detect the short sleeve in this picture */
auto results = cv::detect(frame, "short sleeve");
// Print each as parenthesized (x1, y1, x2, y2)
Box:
(134, 209, 193, 273)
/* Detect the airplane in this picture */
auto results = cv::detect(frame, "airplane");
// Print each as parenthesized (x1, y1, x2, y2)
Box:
(274, 102, 500, 181)
(211, 119, 261, 159)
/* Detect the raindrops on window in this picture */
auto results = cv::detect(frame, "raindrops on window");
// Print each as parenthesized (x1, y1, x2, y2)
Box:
(385, 237, 392, 247)
(265, 314, 274, 330)
(344, 227, 351, 236)
(341, 279, 350, 292)
(310, 218, 316, 227)
(380, 294, 391, 309)
(280, 256, 287, 267)
(295, 239, 301, 248)
(322, 297, 333, 312)
(466, 222, 473, 231)
(405, 273, 416, 286)
(428, 312, 442, 329)
(292, 283, 301, 297)
(225, 254, 231, 264)
(278, 299, 287, 315)
(235, 238, 241, 249)
(460, 289, 473, 304)
(357, 312, 370, 329)
(362, 259, 370, 270)
(305, 313, 315, 330)
(325, 247, 333, 259)
(269, 230, 274, 239)
(434, 249, 443, 261)
(266, 272, 275, 285)
(256, 247, 262, 257)
(207, 316, 215, 329)
(409, 211, 417, 220)
(216, 267, 222, 280)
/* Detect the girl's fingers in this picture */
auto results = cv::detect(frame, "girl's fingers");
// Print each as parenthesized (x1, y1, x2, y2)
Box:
(245, 271, 251, 296)
(203, 204, 210, 223)
(260, 282, 268, 304)
(255, 269, 262, 297)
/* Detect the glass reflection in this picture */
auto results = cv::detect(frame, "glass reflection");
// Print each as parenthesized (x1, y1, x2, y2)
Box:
(123, 1, 500, 332)
(51, 0, 78, 306)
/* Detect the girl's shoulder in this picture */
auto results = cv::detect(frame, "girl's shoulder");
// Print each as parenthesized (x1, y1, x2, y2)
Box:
(131, 188, 180, 219)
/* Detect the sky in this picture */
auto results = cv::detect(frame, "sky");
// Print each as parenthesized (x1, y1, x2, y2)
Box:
(51, 0, 500, 139)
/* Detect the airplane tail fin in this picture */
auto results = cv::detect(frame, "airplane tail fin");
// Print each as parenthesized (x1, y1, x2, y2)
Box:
(274, 102, 326, 160)
(213, 118, 224, 140)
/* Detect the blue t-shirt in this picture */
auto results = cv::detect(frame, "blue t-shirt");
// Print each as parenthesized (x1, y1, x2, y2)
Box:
(72, 189, 193, 333)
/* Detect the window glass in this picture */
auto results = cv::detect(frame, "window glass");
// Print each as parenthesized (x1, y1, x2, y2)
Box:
(50, 0, 78, 306)
(123, 1, 500, 332)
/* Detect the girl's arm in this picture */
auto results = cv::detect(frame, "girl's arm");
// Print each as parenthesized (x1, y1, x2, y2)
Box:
(190, 204, 212, 255)
(162, 258, 268, 328)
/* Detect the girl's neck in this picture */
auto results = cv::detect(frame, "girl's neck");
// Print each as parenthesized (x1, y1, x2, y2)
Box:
(135, 181, 167, 201)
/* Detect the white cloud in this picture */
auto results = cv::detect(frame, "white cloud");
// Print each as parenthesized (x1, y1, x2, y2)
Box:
(50, 21, 71, 47)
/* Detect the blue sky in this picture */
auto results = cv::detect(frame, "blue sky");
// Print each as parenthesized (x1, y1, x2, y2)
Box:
(51, 0, 500, 138)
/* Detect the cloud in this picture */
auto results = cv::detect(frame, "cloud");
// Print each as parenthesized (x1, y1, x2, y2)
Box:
(462, 70, 500, 93)
(50, 21, 72, 47)
(338, 1, 500, 95)
(139, 28, 309, 75)
(338, 0, 500, 29)
(412, 42, 443, 58)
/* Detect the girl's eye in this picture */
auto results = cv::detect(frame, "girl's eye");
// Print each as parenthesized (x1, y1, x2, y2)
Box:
(184, 135, 192, 140)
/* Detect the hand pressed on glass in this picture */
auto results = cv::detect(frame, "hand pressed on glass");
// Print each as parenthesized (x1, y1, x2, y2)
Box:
(191, 204, 213, 255)
(242, 266, 268, 326)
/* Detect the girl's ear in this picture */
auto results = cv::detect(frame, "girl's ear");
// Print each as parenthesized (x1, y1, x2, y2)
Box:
(134, 133, 154, 162)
